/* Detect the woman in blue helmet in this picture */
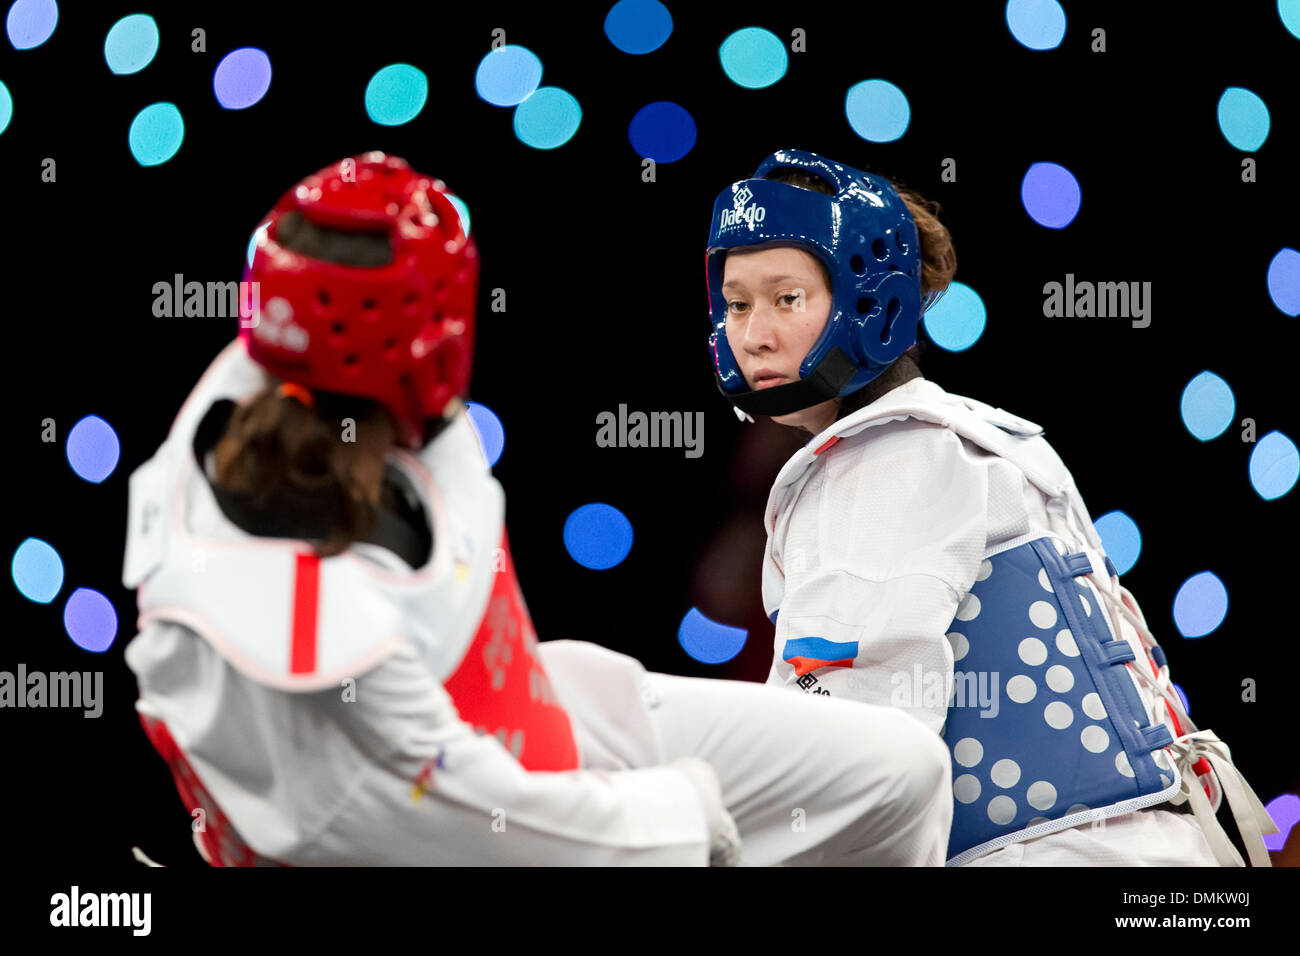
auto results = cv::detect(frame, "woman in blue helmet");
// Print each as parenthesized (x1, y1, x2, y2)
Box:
(704, 147, 1277, 866)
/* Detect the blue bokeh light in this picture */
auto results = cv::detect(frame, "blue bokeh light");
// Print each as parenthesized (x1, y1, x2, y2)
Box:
(1172, 571, 1228, 638)
(365, 63, 427, 126)
(7, 0, 57, 50)
(214, 47, 272, 109)
(1021, 162, 1081, 228)
(1005, 0, 1066, 50)
(718, 27, 787, 89)
(128, 102, 184, 166)
(627, 100, 696, 162)
(922, 281, 985, 352)
(104, 13, 158, 75)
(1249, 430, 1299, 500)
(1094, 510, 1141, 576)
(844, 79, 910, 142)
(1267, 247, 1300, 316)
(513, 86, 581, 149)
(67, 415, 120, 483)
(475, 45, 542, 107)
(64, 587, 117, 653)
(678, 607, 748, 664)
(1179, 371, 1234, 441)
(1216, 87, 1270, 151)
(605, 0, 673, 54)
(0, 80, 10, 136)
(465, 402, 504, 467)
(1171, 682, 1189, 715)
(12, 537, 63, 603)
(563, 503, 633, 570)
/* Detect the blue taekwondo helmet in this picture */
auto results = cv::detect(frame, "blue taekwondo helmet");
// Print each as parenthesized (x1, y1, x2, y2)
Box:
(705, 148, 940, 418)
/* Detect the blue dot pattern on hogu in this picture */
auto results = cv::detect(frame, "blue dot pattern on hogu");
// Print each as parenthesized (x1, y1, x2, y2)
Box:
(941, 536, 1176, 864)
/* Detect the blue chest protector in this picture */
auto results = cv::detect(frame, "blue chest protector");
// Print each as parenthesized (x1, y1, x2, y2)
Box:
(769, 389, 1276, 867)
(940, 536, 1181, 865)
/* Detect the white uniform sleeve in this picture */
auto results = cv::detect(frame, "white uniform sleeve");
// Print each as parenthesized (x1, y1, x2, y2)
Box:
(768, 424, 988, 736)
(770, 570, 965, 734)
(127, 621, 717, 866)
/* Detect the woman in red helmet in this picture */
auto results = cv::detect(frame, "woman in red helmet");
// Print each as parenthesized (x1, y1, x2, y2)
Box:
(121, 152, 954, 866)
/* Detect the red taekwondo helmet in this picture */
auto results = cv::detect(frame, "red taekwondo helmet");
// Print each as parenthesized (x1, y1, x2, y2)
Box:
(240, 151, 479, 449)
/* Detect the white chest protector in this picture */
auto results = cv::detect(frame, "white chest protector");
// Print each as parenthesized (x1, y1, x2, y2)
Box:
(762, 379, 1277, 866)
(122, 338, 580, 773)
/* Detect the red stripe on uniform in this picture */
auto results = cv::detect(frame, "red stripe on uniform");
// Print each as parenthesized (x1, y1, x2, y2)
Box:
(814, 435, 840, 455)
(290, 551, 320, 674)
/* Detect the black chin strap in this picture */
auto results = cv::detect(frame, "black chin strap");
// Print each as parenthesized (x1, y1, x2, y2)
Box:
(720, 346, 860, 417)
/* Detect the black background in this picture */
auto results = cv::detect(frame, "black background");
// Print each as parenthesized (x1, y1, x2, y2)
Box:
(1, 0, 1296, 874)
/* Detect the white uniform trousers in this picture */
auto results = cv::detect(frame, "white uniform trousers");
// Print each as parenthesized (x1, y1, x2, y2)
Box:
(539, 639, 954, 866)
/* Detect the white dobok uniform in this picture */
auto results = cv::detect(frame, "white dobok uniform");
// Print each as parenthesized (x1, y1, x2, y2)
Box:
(121, 338, 953, 866)
(760, 375, 1276, 866)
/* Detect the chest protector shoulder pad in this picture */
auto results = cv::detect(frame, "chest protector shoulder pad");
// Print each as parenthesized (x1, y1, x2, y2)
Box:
(123, 339, 580, 775)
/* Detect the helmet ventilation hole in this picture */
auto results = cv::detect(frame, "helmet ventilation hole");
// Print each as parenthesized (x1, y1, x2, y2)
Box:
(857, 297, 878, 315)
(871, 238, 889, 260)
(331, 321, 345, 334)
(895, 231, 907, 250)
(850, 254, 867, 275)
(888, 264, 900, 271)
(880, 298, 902, 344)
(317, 289, 331, 306)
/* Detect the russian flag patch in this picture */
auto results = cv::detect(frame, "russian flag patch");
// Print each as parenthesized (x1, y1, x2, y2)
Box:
(781, 637, 859, 678)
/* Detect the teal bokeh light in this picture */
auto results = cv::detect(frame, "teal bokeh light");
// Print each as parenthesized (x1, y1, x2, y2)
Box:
(128, 102, 184, 165)
(365, 63, 428, 126)
(104, 13, 158, 74)
(1216, 87, 1270, 151)
(718, 27, 787, 89)
(513, 87, 581, 149)
(922, 281, 986, 352)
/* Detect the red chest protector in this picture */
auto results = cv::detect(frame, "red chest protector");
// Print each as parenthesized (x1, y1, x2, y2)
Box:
(440, 531, 580, 772)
